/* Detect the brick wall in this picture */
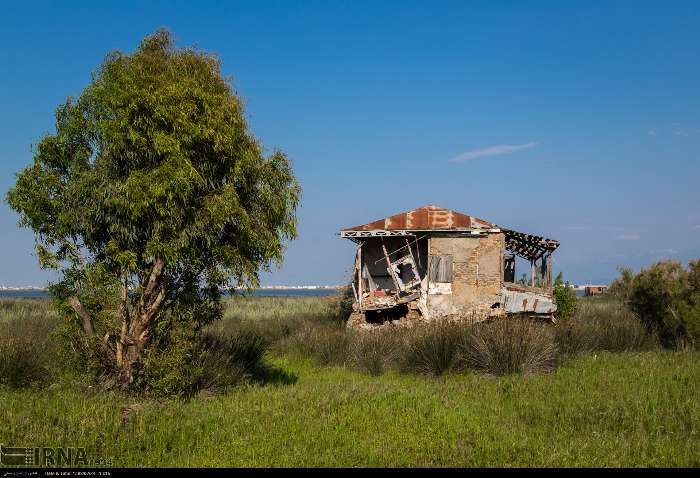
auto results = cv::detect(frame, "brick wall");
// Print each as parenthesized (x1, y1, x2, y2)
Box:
(428, 233, 504, 317)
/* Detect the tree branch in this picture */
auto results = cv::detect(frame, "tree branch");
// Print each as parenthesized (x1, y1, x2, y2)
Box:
(137, 257, 165, 313)
(68, 297, 95, 335)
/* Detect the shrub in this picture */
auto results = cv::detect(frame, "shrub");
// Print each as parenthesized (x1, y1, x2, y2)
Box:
(607, 266, 635, 303)
(553, 273, 578, 321)
(459, 318, 557, 376)
(399, 322, 465, 376)
(610, 260, 700, 347)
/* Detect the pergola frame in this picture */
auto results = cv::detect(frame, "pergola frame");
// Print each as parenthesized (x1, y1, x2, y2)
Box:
(502, 229, 559, 262)
(502, 229, 559, 288)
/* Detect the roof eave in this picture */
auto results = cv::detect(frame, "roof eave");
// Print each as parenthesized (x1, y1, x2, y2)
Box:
(339, 228, 502, 238)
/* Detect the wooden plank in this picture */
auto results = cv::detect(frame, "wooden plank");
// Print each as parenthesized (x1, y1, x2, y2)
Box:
(382, 240, 401, 293)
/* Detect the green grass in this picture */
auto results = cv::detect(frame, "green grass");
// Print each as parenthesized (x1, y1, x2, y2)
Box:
(220, 295, 341, 324)
(0, 296, 699, 467)
(207, 295, 344, 346)
(1, 352, 698, 467)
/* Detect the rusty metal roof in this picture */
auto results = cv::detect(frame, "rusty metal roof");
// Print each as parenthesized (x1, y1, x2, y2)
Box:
(341, 204, 497, 232)
(340, 205, 560, 261)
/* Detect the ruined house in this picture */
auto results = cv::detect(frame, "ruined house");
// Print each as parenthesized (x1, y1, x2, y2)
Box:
(584, 285, 608, 296)
(339, 205, 560, 328)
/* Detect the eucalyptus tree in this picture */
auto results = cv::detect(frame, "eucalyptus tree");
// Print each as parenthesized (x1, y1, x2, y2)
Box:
(7, 30, 300, 387)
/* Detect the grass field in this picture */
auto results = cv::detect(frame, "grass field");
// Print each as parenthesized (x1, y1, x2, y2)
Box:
(1, 296, 699, 467)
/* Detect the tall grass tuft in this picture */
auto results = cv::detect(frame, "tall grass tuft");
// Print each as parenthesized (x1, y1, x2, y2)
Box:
(202, 330, 268, 372)
(399, 322, 466, 376)
(193, 331, 268, 394)
(0, 299, 59, 388)
(0, 337, 50, 387)
(349, 329, 400, 376)
(459, 318, 558, 376)
(287, 326, 350, 366)
(555, 297, 658, 356)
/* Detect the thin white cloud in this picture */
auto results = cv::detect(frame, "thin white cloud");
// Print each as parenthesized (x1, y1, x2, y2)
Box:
(565, 225, 590, 231)
(615, 234, 640, 241)
(449, 141, 539, 162)
(692, 225, 700, 230)
(656, 248, 679, 255)
(648, 124, 699, 137)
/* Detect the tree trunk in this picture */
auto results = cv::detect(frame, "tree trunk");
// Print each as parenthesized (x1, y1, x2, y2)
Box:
(69, 258, 167, 387)
(115, 258, 166, 386)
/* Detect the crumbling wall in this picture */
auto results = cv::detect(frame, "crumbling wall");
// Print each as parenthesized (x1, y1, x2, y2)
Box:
(359, 237, 428, 292)
(427, 233, 504, 318)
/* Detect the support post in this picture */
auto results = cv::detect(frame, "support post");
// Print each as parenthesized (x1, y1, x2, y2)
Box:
(358, 244, 363, 311)
(426, 237, 432, 311)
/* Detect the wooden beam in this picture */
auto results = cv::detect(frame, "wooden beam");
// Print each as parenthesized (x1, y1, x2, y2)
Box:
(381, 240, 401, 293)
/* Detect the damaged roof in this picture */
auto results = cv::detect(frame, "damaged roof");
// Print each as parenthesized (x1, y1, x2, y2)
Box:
(340, 204, 559, 261)
(342, 204, 497, 232)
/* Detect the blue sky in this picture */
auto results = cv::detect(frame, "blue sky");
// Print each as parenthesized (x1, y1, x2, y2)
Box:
(1, 0, 699, 286)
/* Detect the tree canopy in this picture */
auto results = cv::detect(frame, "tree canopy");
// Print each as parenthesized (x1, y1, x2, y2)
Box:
(6, 29, 301, 388)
